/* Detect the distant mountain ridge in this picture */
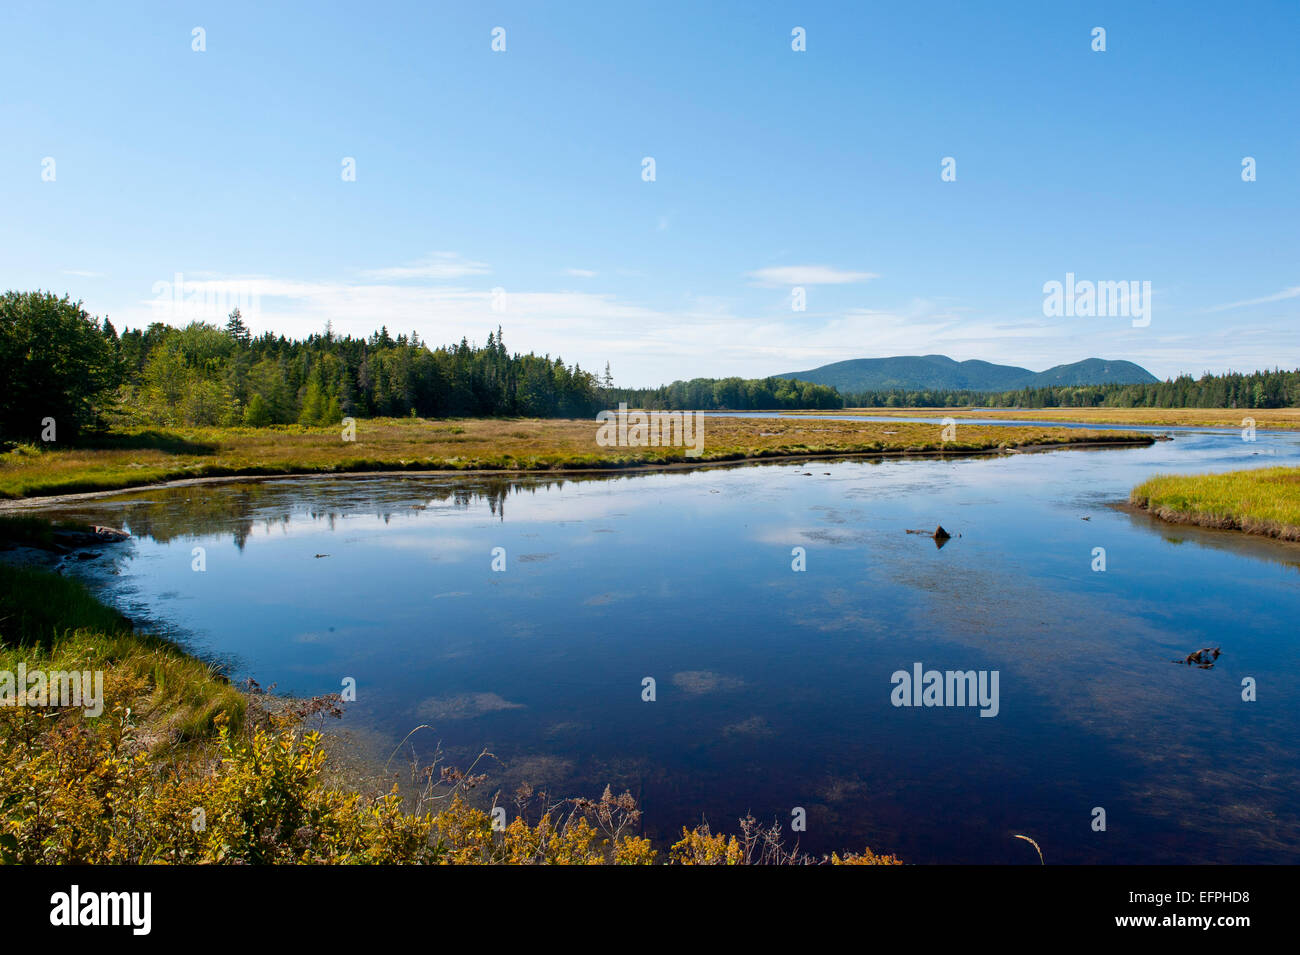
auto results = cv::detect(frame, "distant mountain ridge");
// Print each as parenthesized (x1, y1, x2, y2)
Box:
(776, 355, 1159, 393)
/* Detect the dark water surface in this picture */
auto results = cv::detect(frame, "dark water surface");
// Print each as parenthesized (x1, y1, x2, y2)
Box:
(30, 422, 1300, 863)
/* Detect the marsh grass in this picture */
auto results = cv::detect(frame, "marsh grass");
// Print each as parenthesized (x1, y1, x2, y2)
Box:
(0, 563, 245, 742)
(1012, 834, 1045, 864)
(0, 417, 1150, 500)
(1131, 466, 1300, 541)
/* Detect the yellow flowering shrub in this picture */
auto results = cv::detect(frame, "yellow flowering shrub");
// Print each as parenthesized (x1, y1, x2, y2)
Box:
(0, 695, 900, 865)
(670, 826, 745, 865)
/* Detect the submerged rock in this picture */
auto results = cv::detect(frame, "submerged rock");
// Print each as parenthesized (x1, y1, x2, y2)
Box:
(46, 526, 129, 551)
(1174, 647, 1221, 668)
(906, 526, 955, 549)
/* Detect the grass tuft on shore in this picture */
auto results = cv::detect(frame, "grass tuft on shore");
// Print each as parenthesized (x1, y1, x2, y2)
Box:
(1131, 466, 1300, 541)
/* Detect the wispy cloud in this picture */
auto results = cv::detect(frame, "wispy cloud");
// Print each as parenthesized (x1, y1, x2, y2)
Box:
(113, 269, 1147, 384)
(63, 269, 107, 279)
(564, 268, 597, 278)
(361, 251, 490, 281)
(747, 265, 879, 287)
(1206, 285, 1300, 312)
(105, 255, 1293, 387)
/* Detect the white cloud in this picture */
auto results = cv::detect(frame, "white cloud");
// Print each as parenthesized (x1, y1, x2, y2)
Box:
(99, 255, 1298, 388)
(747, 265, 879, 287)
(361, 252, 490, 280)
(1206, 285, 1300, 312)
(115, 273, 1144, 384)
(564, 268, 597, 278)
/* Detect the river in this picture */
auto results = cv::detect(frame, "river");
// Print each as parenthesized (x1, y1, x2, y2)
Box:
(27, 418, 1300, 863)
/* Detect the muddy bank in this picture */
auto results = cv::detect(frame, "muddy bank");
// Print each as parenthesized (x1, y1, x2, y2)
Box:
(1119, 500, 1300, 545)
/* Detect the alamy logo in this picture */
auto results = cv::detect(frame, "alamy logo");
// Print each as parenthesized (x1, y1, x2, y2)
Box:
(596, 402, 705, 458)
(50, 885, 151, 935)
(151, 272, 260, 324)
(0, 665, 104, 717)
(890, 663, 1000, 717)
(1042, 272, 1151, 327)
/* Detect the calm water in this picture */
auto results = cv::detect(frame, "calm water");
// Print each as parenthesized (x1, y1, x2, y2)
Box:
(31, 421, 1300, 863)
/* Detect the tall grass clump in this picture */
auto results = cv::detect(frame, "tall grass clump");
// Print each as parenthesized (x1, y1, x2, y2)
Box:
(1132, 466, 1300, 541)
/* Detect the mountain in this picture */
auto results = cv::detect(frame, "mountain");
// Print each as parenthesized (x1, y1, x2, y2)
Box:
(776, 355, 1159, 393)
(1026, 357, 1159, 387)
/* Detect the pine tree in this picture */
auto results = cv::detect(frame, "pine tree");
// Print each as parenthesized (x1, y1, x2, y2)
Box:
(299, 380, 326, 425)
(244, 393, 272, 427)
(225, 308, 250, 345)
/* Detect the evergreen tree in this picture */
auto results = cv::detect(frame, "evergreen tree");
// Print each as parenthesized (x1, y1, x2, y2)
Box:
(225, 308, 251, 345)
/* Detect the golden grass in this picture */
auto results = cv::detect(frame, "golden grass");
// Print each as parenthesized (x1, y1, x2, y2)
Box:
(1131, 466, 1300, 541)
(804, 407, 1300, 430)
(0, 417, 1152, 501)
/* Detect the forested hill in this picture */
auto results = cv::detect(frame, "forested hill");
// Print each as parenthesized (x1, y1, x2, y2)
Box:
(778, 355, 1159, 392)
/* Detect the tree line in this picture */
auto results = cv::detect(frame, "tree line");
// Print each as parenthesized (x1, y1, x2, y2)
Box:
(841, 370, 1300, 410)
(606, 377, 844, 411)
(115, 312, 603, 427)
(6, 290, 1300, 443)
(0, 291, 838, 440)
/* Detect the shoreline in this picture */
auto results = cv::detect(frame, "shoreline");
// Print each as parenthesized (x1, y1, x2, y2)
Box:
(1125, 498, 1300, 543)
(0, 435, 1156, 509)
(1128, 464, 1300, 544)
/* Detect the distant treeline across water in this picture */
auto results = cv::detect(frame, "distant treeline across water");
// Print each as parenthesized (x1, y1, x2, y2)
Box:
(835, 370, 1300, 410)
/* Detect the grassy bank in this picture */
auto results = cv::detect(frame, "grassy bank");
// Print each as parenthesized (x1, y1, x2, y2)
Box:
(0, 558, 247, 742)
(1131, 466, 1300, 541)
(808, 407, 1300, 430)
(0, 417, 1151, 501)
(0, 529, 899, 864)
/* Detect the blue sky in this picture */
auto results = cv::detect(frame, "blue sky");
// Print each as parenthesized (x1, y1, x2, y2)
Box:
(2, 1, 1297, 386)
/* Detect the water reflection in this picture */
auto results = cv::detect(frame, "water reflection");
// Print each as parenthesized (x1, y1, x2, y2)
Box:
(41, 474, 576, 546)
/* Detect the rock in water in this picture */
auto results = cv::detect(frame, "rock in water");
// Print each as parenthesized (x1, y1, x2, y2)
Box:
(933, 525, 951, 541)
(91, 526, 130, 542)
